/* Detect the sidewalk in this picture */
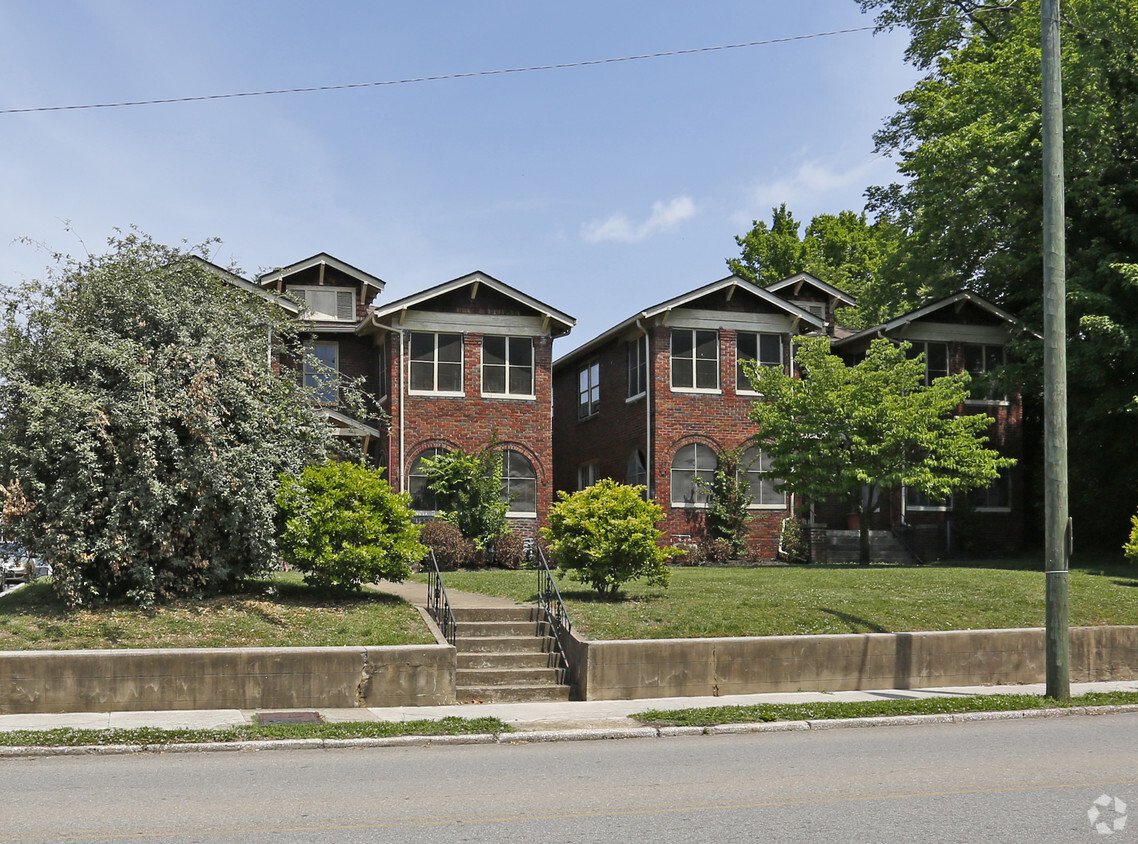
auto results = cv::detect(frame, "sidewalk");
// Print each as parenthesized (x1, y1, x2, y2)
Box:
(2, 680, 1136, 736)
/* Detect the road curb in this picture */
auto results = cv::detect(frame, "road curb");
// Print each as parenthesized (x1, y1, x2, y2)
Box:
(2, 704, 1136, 758)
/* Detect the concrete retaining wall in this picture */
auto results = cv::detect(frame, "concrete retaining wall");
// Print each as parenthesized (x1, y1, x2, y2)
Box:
(0, 644, 456, 715)
(564, 625, 1138, 701)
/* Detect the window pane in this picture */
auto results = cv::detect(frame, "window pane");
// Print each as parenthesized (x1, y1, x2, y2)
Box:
(410, 333, 434, 361)
(484, 366, 506, 394)
(695, 330, 717, 360)
(502, 450, 537, 512)
(759, 334, 782, 366)
(695, 359, 718, 389)
(509, 337, 532, 367)
(927, 344, 948, 380)
(671, 330, 693, 358)
(484, 336, 505, 367)
(964, 344, 985, 375)
(437, 361, 462, 392)
(509, 365, 532, 395)
(437, 334, 462, 362)
(410, 360, 434, 391)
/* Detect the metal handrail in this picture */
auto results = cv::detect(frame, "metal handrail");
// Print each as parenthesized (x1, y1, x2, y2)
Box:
(890, 525, 926, 566)
(535, 546, 572, 677)
(424, 550, 458, 645)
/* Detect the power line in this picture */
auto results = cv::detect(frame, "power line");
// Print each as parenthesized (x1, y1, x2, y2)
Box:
(0, 25, 885, 116)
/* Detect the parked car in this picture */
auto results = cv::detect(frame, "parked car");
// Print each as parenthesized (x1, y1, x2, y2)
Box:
(1, 543, 37, 584)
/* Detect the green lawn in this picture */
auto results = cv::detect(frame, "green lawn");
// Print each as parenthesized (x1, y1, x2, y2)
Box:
(0, 573, 433, 650)
(429, 561, 1138, 640)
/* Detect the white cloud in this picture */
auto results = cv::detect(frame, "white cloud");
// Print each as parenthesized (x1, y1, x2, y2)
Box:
(733, 156, 898, 228)
(582, 196, 698, 244)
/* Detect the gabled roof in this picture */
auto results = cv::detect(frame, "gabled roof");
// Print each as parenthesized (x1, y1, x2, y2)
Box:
(365, 270, 576, 336)
(191, 256, 302, 315)
(831, 290, 1042, 351)
(765, 272, 858, 306)
(257, 253, 386, 301)
(554, 275, 826, 370)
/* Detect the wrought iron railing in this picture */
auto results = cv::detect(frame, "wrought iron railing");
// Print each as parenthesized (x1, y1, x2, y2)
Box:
(535, 546, 572, 678)
(424, 550, 458, 645)
(891, 526, 926, 566)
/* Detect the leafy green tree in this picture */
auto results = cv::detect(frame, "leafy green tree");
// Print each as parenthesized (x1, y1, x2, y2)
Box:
(696, 448, 752, 558)
(275, 461, 425, 591)
(1125, 510, 1138, 564)
(0, 231, 347, 606)
(747, 337, 1014, 565)
(728, 204, 910, 328)
(421, 445, 508, 551)
(860, 0, 1138, 546)
(543, 479, 677, 598)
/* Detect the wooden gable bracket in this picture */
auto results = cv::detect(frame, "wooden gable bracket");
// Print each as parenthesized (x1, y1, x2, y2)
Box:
(793, 278, 805, 295)
(660, 309, 672, 326)
(397, 308, 408, 326)
(318, 261, 326, 286)
(541, 315, 550, 334)
(725, 285, 735, 301)
(954, 298, 966, 313)
(470, 281, 480, 300)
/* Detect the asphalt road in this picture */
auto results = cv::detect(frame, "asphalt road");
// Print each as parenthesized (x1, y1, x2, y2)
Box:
(1, 713, 1135, 842)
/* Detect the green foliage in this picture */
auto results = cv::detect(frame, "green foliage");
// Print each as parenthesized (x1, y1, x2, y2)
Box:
(748, 337, 1014, 564)
(695, 448, 752, 558)
(543, 479, 677, 598)
(490, 530, 527, 570)
(0, 231, 340, 607)
(275, 461, 425, 591)
(728, 204, 911, 328)
(1125, 512, 1138, 564)
(418, 519, 476, 571)
(862, 0, 1138, 546)
(422, 446, 508, 550)
(778, 517, 810, 564)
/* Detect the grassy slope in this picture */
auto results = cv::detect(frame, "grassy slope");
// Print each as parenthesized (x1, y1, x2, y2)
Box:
(0, 574, 433, 650)
(430, 561, 1138, 640)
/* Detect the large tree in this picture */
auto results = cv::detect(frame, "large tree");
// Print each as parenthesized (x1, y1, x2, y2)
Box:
(748, 337, 1013, 564)
(859, 0, 1138, 546)
(728, 204, 911, 328)
(0, 231, 351, 606)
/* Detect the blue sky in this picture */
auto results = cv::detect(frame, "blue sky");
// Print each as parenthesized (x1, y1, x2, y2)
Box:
(0, 1, 920, 353)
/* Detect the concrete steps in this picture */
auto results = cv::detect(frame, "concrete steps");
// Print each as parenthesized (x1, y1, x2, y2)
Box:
(451, 607, 571, 703)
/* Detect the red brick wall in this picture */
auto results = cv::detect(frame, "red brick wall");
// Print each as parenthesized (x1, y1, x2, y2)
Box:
(384, 329, 554, 539)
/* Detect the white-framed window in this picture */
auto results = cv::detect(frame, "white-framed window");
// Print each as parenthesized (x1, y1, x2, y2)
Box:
(502, 449, 537, 515)
(290, 286, 356, 322)
(626, 449, 647, 488)
(963, 343, 1007, 402)
(578, 361, 600, 418)
(741, 447, 786, 508)
(303, 340, 339, 405)
(671, 329, 719, 391)
(408, 447, 449, 512)
(577, 461, 600, 490)
(670, 443, 717, 507)
(792, 299, 826, 321)
(968, 471, 1011, 511)
(482, 336, 534, 397)
(627, 337, 648, 399)
(905, 486, 950, 512)
(409, 332, 463, 394)
(906, 341, 949, 385)
(737, 332, 783, 392)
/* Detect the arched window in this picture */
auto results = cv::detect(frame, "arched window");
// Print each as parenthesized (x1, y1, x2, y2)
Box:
(670, 443, 717, 506)
(408, 447, 448, 512)
(501, 449, 537, 514)
(741, 446, 785, 508)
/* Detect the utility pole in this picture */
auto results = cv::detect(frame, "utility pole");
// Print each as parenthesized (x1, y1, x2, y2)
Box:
(1041, 0, 1069, 700)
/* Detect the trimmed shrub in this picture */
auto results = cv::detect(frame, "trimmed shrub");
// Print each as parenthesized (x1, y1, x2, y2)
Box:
(275, 461, 425, 591)
(699, 538, 735, 564)
(491, 530, 527, 570)
(1125, 512, 1138, 563)
(419, 519, 475, 571)
(543, 479, 679, 598)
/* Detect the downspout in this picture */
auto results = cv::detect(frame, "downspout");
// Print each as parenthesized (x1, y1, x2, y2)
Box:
(369, 313, 406, 493)
(635, 319, 652, 496)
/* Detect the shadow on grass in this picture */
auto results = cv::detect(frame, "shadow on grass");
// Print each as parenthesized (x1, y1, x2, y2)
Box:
(817, 607, 889, 634)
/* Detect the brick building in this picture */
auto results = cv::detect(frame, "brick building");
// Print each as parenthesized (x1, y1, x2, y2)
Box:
(551, 274, 831, 556)
(830, 290, 1037, 558)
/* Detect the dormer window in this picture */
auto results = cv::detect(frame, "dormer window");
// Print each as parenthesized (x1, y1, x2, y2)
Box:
(290, 286, 356, 322)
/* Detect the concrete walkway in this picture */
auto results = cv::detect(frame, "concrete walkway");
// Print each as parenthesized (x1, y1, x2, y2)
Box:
(2, 680, 1136, 737)
(373, 578, 520, 608)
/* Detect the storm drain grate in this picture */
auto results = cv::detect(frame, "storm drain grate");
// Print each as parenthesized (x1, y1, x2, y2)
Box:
(256, 710, 324, 725)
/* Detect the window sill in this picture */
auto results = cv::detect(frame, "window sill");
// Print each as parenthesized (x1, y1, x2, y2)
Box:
(669, 502, 710, 509)
(670, 387, 722, 395)
(408, 390, 466, 398)
(747, 503, 788, 510)
(578, 412, 600, 421)
(625, 392, 646, 404)
(907, 506, 951, 512)
(963, 399, 1011, 407)
(506, 511, 538, 519)
(482, 393, 536, 401)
